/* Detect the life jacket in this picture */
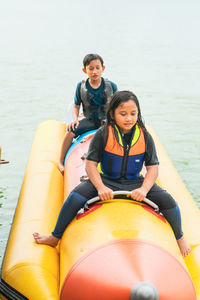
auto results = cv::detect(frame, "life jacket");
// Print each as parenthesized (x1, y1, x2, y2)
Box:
(98, 123, 145, 179)
(80, 78, 113, 121)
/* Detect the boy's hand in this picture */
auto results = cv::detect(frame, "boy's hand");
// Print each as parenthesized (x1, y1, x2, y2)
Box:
(67, 119, 79, 132)
(130, 187, 147, 202)
(98, 186, 113, 201)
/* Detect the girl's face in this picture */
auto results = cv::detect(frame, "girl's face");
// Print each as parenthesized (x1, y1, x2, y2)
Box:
(113, 100, 138, 133)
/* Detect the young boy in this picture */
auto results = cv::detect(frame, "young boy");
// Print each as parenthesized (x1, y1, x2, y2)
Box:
(58, 54, 118, 174)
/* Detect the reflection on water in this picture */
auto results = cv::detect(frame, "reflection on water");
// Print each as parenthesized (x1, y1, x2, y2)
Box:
(0, 187, 7, 209)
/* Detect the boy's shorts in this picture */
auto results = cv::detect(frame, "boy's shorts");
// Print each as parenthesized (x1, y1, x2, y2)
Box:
(71, 118, 101, 138)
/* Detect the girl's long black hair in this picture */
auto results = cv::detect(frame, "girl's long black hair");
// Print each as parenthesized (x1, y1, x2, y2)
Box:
(106, 90, 148, 135)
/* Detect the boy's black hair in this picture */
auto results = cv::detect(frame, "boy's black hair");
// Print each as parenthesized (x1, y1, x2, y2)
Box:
(83, 54, 104, 68)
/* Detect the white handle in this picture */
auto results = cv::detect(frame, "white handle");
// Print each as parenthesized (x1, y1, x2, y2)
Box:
(84, 190, 159, 212)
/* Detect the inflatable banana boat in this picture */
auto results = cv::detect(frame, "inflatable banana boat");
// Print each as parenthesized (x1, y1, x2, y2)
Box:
(0, 120, 200, 300)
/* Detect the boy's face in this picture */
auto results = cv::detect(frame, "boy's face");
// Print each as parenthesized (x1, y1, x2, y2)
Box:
(83, 59, 105, 81)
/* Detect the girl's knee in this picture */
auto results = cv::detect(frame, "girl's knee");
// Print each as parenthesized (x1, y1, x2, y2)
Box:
(157, 192, 177, 210)
(67, 191, 88, 207)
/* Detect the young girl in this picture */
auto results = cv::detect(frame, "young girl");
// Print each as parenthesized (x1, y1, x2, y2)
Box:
(33, 91, 191, 257)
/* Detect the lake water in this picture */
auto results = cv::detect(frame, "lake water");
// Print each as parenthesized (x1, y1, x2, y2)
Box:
(0, 0, 200, 265)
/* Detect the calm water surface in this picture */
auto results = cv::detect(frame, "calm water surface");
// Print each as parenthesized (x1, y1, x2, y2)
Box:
(0, 0, 200, 264)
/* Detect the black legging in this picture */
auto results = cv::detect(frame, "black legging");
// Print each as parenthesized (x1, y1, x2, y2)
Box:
(73, 176, 176, 211)
(52, 176, 183, 240)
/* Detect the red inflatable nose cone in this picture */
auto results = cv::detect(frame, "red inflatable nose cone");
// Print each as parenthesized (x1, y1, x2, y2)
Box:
(60, 239, 196, 300)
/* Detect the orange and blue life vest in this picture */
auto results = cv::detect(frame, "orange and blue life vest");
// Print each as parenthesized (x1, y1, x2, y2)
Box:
(98, 123, 145, 179)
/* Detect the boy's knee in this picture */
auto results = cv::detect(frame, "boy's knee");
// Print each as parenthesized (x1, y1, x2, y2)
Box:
(65, 130, 75, 139)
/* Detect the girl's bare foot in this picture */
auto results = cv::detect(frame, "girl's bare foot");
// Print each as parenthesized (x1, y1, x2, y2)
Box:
(33, 232, 59, 247)
(177, 236, 191, 257)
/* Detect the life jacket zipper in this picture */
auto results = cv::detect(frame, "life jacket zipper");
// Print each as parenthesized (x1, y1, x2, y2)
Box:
(121, 143, 130, 178)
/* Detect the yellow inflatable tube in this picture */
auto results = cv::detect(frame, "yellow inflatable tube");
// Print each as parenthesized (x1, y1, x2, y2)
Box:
(0, 120, 66, 300)
(147, 125, 200, 296)
(59, 126, 197, 299)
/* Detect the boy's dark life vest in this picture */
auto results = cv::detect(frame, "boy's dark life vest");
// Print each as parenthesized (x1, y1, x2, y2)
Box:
(98, 123, 145, 179)
(80, 78, 113, 122)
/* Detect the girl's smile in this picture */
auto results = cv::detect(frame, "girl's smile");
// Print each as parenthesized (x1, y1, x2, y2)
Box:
(114, 100, 138, 133)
